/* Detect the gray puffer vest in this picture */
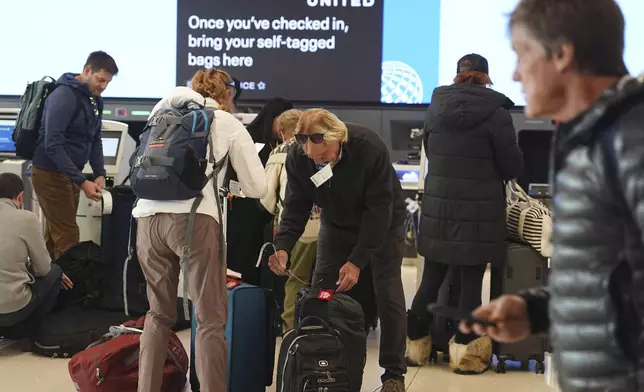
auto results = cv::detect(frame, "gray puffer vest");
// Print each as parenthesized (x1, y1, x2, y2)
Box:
(550, 74, 644, 392)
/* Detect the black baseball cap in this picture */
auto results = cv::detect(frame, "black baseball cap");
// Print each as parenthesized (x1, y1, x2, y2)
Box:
(457, 53, 489, 75)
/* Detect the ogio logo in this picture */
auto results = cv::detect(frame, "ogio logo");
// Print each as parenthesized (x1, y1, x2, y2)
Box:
(318, 377, 336, 383)
(318, 360, 328, 367)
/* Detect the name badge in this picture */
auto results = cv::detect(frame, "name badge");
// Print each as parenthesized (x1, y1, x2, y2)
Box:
(310, 164, 333, 187)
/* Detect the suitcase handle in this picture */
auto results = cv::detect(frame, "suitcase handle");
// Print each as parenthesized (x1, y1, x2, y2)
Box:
(297, 316, 336, 335)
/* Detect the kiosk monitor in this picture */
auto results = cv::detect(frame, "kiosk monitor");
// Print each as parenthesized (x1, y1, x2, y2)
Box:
(0, 120, 16, 156)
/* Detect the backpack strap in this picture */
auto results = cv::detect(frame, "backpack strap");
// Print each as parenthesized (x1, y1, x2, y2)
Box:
(123, 199, 138, 316)
(180, 196, 204, 320)
(179, 109, 228, 321)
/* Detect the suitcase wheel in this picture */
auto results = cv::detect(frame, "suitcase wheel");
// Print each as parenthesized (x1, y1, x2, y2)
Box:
(495, 358, 507, 374)
(429, 350, 438, 364)
(535, 361, 545, 374)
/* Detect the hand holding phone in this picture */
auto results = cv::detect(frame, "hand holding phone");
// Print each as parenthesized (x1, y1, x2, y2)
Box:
(427, 303, 498, 328)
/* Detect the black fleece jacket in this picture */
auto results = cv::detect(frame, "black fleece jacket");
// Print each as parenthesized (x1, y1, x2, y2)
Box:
(273, 123, 405, 269)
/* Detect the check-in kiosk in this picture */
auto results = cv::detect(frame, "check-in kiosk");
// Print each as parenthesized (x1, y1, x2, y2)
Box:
(76, 120, 134, 245)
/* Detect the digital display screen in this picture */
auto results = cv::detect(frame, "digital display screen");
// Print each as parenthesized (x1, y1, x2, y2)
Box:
(0, 120, 16, 153)
(1, 0, 642, 105)
(395, 168, 420, 185)
(102, 137, 120, 158)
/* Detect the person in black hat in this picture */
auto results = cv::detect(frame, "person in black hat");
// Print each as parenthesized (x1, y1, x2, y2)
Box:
(404, 53, 524, 374)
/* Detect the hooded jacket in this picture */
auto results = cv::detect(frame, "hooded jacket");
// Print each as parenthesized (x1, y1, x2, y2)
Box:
(418, 83, 524, 266)
(132, 86, 267, 223)
(32, 73, 105, 185)
(519, 74, 644, 392)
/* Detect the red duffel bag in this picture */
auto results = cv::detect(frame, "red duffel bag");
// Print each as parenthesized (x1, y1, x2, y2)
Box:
(68, 316, 188, 392)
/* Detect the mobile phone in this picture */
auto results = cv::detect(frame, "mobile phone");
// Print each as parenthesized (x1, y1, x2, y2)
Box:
(427, 303, 497, 328)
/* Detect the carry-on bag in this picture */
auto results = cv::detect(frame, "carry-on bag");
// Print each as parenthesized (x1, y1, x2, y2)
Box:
(99, 185, 147, 315)
(429, 267, 460, 363)
(99, 185, 192, 330)
(506, 181, 553, 257)
(283, 288, 367, 392)
(278, 316, 352, 392)
(68, 316, 188, 392)
(490, 241, 549, 374)
(189, 277, 276, 392)
(54, 241, 109, 309)
(31, 306, 133, 358)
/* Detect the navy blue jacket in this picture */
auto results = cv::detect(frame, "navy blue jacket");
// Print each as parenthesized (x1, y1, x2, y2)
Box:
(32, 73, 105, 185)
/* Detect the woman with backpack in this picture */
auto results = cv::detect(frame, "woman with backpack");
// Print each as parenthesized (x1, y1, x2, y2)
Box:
(131, 68, 267, 392)
(260, 109, 320, 331)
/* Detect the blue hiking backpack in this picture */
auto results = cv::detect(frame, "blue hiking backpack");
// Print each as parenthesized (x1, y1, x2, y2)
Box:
(128, 102, 227, 319)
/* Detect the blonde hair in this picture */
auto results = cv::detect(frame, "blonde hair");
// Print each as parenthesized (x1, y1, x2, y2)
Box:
(276, 109, 303, 141)
(295, 108, 348, 143)
(190, 69, 234, 113)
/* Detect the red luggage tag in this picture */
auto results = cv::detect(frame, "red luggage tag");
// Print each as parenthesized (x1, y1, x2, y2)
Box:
(317, 290, 334, 301)
(226, 277, 241, 290)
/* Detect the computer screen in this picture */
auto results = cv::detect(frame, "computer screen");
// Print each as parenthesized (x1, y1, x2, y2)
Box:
(0, 120, 16, 153)
(101, 137, 120, 158)
(394, 166, 421, 190)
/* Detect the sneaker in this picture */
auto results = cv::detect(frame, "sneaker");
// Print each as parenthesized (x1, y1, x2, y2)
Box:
(381, 379, 405, 392)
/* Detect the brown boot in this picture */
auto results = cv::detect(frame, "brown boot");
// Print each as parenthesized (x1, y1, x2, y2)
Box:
(405, 336, 432, 367)
(448, 336, 492, 374)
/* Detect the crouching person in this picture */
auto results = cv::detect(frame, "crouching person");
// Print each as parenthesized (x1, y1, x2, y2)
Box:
(131, 69, 266, 392)
(0, 173, 73, 342)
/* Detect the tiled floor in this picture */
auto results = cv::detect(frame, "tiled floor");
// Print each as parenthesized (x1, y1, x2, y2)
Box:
(0, 264, 557, 392)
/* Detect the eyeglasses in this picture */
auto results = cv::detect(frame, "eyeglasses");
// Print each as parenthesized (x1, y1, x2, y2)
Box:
(295, 133, 325, 144)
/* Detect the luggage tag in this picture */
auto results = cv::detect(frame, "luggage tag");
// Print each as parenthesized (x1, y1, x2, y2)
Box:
(229, 180, 246, 197)
(310, 164, 333, 188)
(317, 290, 333, 301)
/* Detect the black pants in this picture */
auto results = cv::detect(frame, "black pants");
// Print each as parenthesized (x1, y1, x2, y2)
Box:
(313, 225, 407, 383)
(409, 259, 486, 344)
(0, 264, 62, 339)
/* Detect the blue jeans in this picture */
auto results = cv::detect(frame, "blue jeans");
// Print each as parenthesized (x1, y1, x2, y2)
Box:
(0, 264, 62, 339)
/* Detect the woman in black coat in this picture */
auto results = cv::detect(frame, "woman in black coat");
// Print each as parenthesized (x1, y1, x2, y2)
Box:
(405, 54, 524, 374)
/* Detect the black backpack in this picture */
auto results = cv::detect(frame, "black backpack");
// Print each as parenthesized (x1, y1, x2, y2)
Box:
(54, 241, 109, 309)
(278, 316, 352, 392)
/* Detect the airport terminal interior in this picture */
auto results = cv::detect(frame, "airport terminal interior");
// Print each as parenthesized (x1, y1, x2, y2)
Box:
(1, 0, 644, 391)
(0, 264, 560, 392)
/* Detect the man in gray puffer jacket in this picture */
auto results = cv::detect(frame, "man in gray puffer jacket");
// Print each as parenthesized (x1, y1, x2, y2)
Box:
(461, 1, 644, 391)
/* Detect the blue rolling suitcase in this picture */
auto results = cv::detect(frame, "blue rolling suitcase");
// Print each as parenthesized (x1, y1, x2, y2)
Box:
(190, 280, 277, 392)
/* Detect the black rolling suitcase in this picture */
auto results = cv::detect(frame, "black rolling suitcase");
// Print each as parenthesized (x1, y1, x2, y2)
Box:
(99, 186, 148, 315)
(99, 185, 192, 330)
(429, 267, 460, 363)
(490, 241, 548, 374)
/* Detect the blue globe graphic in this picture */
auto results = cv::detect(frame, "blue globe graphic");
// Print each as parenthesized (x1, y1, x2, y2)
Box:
(381, 61, 424, 104)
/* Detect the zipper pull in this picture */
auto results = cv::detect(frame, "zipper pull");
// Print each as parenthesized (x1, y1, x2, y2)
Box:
(95, 368, 104, 386)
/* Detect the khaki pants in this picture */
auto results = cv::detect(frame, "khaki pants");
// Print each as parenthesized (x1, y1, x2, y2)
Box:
(136, 213, 227, 392)
(282, 240, 317, 330)
(31, 167, 80, 258)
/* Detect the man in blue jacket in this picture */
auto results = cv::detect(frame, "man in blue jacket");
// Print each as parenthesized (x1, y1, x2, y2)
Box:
(31, 51, 118, 258)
